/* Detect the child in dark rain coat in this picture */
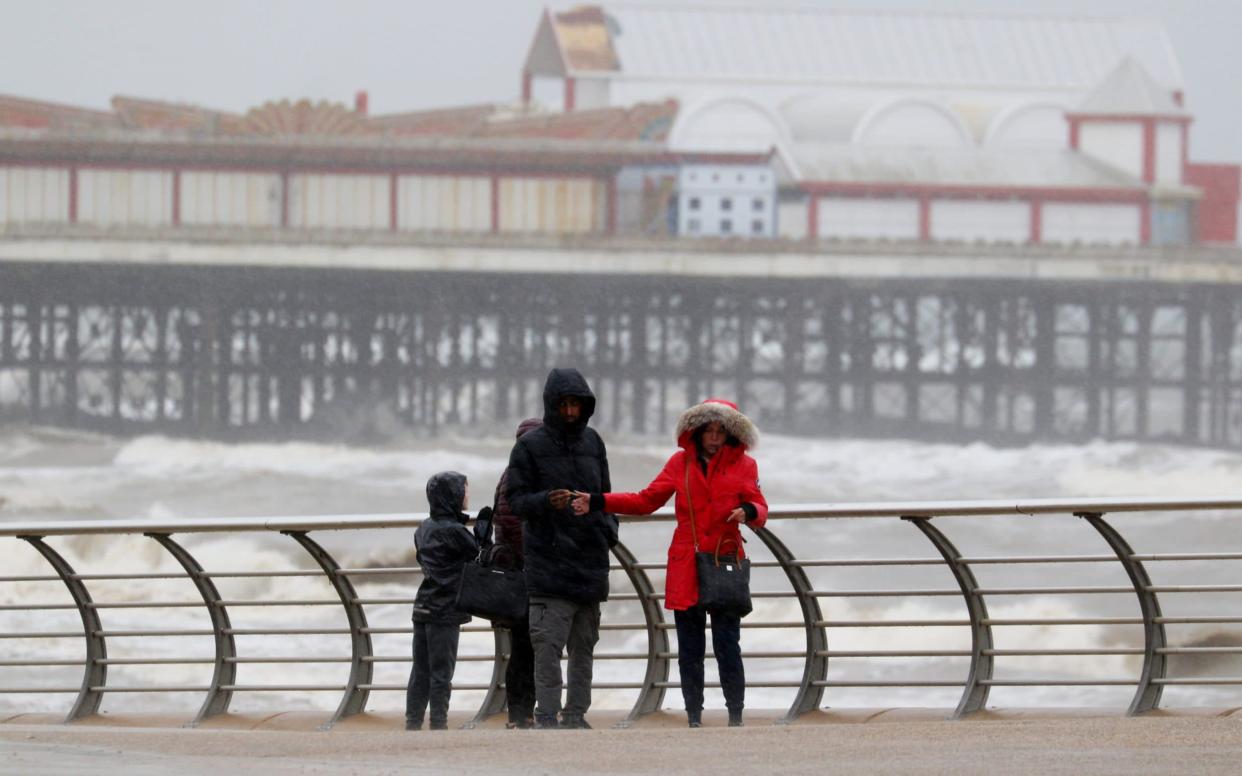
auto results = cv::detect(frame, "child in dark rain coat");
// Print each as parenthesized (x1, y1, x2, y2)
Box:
(406, 470, 479, 731)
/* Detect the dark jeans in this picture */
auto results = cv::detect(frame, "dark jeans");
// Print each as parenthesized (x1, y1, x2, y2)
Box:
(505, 617, 536, 724)
(674, 605, 744, 714)
(528, 595, 601, 718)
(406, 620, 461, 727)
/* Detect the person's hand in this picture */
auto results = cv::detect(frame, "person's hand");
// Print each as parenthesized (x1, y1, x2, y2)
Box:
(726, 507, 746, 523)
(570, 491, 591, 515)
(548, 489, 573, 510)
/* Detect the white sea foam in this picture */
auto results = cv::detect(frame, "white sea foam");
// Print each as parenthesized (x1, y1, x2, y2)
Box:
(2, 427, 1241, 716)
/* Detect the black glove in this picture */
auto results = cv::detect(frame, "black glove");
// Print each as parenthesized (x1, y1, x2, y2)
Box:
(474, 505, 495, 545)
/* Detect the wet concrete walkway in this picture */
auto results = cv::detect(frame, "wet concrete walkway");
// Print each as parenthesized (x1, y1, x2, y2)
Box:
(3, 709, 1242, 775)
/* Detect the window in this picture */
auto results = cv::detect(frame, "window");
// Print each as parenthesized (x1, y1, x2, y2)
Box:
(687, 218, 701, 234)
(688, 197, 701, 211)
(751, 219, 764, 235)
(720, 219, 732, 234)
(721, 197, 733, 212)
(752, 198, 765, 212)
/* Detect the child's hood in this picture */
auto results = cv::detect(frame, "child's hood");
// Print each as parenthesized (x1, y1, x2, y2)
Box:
(425, 471, 468, 521)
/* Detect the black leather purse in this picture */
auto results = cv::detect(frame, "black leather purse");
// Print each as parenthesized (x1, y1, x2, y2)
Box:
(685, 462, 753, 617)
(456, 543, 528, 626)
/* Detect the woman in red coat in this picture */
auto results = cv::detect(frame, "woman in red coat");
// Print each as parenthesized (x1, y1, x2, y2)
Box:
(572, 398, 767, 727)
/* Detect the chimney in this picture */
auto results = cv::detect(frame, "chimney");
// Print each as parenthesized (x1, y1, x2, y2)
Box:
(354, 90, 369, 116)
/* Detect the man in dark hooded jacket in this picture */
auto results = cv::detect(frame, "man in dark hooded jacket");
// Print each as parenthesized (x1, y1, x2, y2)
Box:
(406, 470, 479, 731)
(504, 368, 617, 729)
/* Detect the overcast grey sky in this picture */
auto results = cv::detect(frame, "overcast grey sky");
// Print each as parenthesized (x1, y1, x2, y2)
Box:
(1, 0, 1239, 163)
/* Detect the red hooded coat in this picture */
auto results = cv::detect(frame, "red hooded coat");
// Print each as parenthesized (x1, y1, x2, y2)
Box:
(604, 399, 768, 611)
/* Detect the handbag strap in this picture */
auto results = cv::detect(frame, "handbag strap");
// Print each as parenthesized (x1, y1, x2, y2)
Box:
(715, 533, 742, 566)
(684, 452, 700, 553)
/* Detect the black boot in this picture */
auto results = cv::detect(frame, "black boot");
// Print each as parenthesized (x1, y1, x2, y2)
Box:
(405, 718, 422, 731)
(687, 709, 702, 728)
(560, 713, 592, 729)
(728, 710, 743, 727)
(535, 713, 559, 729)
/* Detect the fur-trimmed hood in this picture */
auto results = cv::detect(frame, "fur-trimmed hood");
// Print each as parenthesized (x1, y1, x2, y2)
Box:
(675, 398, 758, 450)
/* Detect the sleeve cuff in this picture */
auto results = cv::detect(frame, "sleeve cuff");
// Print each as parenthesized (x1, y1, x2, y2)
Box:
(740, 502, 758, 523)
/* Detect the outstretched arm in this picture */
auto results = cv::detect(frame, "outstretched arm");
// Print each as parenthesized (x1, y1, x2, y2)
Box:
(592, 452, 680, 516)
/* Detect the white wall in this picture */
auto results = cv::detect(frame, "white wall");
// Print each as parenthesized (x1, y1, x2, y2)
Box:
(677, 164, 775, 238)
(77, 169, 173, 227)
(397, 175, 491, 232)
(573, 77, 611, 110)
(1155, 122, 1184, 185)
(530, 76, 566, 112)
(931, 199, 1030, 243)
(1042, 202, 1141, 245)
(0, 166, 70, 224)
(181, 172, 281, 228)
(777, 198, 808, 240)
(818, 197, 920, 240)
(288, 174, 389, 230)
(1079, 123, 1144, 180)
(497, 177, 602, 233)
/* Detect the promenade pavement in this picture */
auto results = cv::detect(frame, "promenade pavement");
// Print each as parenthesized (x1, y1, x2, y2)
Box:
(3, 708, 1241, 775)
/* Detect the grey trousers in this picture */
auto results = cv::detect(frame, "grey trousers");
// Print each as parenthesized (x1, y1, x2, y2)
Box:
(528, 595, 601, 717)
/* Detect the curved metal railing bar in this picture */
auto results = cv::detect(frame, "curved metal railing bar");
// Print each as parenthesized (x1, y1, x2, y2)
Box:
(2, 497, 1242, 725)
(145, 532, 237, 725)
(752, 526, 828, 722)
(16, 536, 108, 722)
(282, 531, 373, 728)
(902, 517, 994, 718)
(1077, 512, 1168, 715)
(609, 539, 670, 726)
(464, 627, 511, 728)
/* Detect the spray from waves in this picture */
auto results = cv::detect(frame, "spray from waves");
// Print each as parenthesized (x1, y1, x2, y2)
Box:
(6, 429, 1242, 714)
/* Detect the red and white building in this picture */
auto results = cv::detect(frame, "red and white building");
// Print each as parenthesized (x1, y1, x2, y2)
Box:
(522, 4, 1240, 246)
(0, 93, 750, 239)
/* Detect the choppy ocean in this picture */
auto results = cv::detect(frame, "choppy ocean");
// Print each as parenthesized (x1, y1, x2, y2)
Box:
(2, 425, 1241, 716)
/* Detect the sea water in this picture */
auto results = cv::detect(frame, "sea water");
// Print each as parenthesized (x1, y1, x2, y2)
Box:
(2, 426, 1241, 717)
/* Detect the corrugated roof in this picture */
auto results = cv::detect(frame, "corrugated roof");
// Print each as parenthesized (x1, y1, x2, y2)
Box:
(0, 95, 120, 131)
(784, 143, 1148, 190)
(585, 5, 1182, 92)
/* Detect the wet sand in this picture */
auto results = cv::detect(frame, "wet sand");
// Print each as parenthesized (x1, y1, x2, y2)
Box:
(3, 709, 1241, 775)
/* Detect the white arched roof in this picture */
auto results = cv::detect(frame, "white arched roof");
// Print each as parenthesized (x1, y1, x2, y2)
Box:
(779, 92, 875, 144)
(984, 102, 1071, 149)
(668, 96, 790, 152)
(853, 97, 974, 148)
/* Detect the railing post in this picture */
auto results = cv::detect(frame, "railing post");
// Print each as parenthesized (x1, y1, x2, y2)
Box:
(467, 626, 512, 728)
(18, 536, 107, 722)
(753, 526, 828, 722)
(611, 538, 670, 726)
(146, 532, 237, 725)
(283, 531, 373, 728)
(903, 516, 994, 718)
(1077, 512, 1167, 715)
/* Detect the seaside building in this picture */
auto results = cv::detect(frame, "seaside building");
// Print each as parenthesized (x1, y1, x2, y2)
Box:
(522, 4, 1240, 246)
(0, 4, 1235, 247)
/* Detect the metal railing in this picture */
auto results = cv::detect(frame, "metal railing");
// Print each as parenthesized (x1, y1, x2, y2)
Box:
(2, 497, 1241, 728)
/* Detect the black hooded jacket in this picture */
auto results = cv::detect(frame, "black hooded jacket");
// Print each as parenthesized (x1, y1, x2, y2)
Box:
(504, 368, 617, 603)
(413, 471, 479, 624)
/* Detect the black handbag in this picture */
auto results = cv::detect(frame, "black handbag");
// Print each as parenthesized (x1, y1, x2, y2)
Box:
(685, 461, 753, 617)
(456, 543, 528, 626)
